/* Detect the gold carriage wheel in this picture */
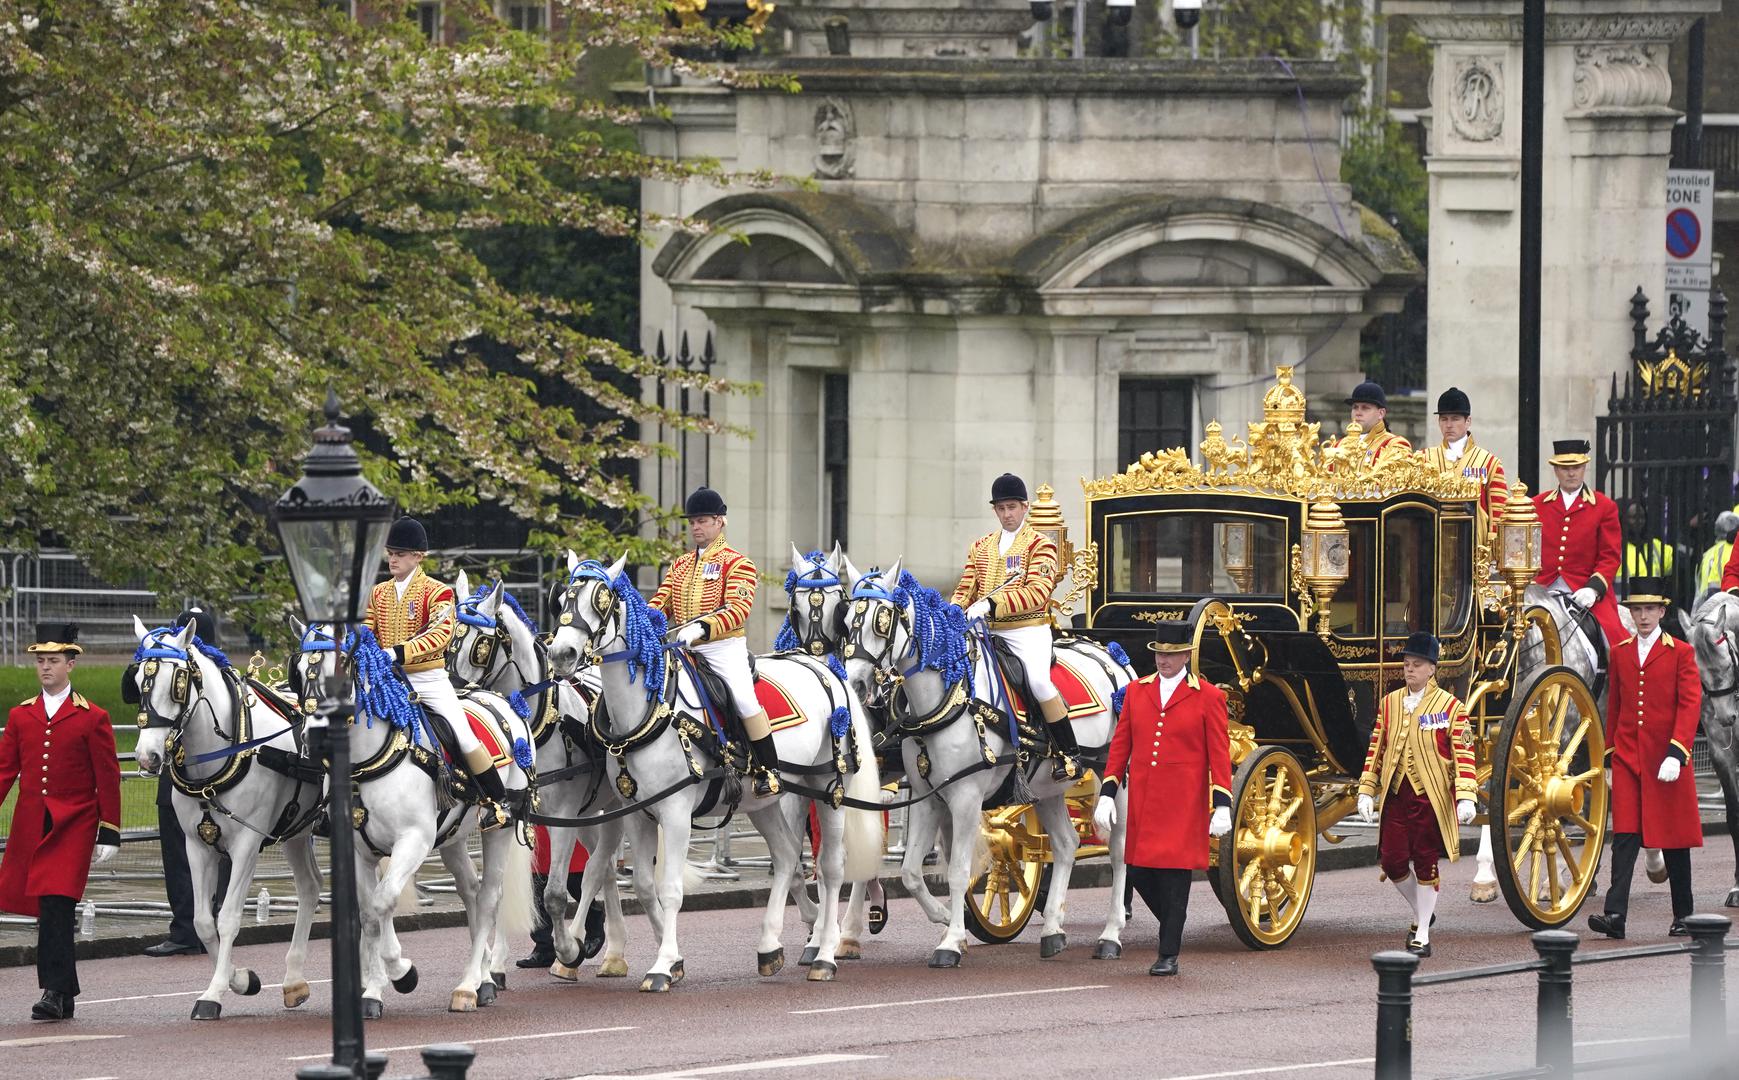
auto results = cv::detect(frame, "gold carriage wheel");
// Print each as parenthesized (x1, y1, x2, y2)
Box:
(963, 806, 1048, 945)
(1214, 745, 1317, 950)
(1490, 665, 1607, 929)
(1522, 605, 1564, 668)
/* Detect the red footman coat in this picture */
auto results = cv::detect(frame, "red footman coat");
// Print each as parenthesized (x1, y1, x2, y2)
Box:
(1533, 487, 1625, 647)
(1104, 672, 1233, 871)
(0, 692, 122, 916)
(1606, 632, 1703, 850)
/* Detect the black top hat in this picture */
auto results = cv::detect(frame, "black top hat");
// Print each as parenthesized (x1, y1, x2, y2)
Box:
(385, 516, 429, 552)
(683, 486, 727, 518)
(1621, 576, 1672, 607)
(989, 473, 1028, 504)
(1147, 621, 1194, 654)
(1399, 631, 1439, 664)
(1435, 387, 1472, 416)
(1548, 439, 1591, 467)
(27, 622, 82, 656)
(175, 606, 219, 647)
(1345, 381, 1388, 409)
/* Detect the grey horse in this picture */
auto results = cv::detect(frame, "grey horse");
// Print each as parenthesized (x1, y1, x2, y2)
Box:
(1688, 590, 1739, 907)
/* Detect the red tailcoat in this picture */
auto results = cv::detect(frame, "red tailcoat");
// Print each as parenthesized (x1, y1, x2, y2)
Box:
(1104, 672, 1233, 870)
(1533, 488, 1624, 646)
(0, 693, 122, 916)
(1720, 541, 1739, 591)
(1606, 632, 1703, 849)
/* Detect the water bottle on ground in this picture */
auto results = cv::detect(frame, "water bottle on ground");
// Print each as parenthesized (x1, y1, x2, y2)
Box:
(256, 886, 271, 924)
(79, 900, 95, 938)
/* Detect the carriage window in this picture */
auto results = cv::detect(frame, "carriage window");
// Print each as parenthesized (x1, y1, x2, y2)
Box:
(1383, 510, 1434, 637)
(1327, 521, 1376, 637)
(1439, 518, 1473, 638)
(1107, 514, 1286, 596)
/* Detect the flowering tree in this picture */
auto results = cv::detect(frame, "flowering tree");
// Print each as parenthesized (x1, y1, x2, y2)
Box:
(0, 0, 770, 625)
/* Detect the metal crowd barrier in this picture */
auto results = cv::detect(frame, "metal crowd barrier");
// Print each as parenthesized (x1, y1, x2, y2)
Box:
(1371, 913, 1733, 1079)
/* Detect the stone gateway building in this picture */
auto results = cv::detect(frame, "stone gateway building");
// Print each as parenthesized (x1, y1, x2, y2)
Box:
(634, 7, 1422, 643)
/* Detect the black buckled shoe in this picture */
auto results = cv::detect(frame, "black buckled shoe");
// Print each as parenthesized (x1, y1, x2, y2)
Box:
(31, 990, 73, 1021)
(1669, 919, 1690, 937)
(1588, 912, 1626, 940)
(516, 944, 556, 969)
(1148, 956, 1179, 977)
(1405, 939, 1432, 958)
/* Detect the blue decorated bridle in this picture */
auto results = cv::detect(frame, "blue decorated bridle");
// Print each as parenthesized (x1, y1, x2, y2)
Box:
(452, 588, 514, 684)
(134, 627, 211, 731)
(786, 558, 847, 656)
(842, 571, 915, 681)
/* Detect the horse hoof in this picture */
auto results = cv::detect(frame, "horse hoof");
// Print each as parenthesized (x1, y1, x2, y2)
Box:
(640, 973, 672, 993)
(1040, 933, 1067, 959)
(757, 948, 785, 977)
(1647, 867, 1671, 885)
(807, 960, 837, 982)
(928, 949, 962, 969)
(391, 965, 419, 994)
(362, 998, 384, 1020)
(799, 946, 818, 967)
(1725, 887, 1739, 909)
(597, 957, 629, 978)
(449, 989, 477, 1013)
(1468, 881, 1498, 904)
(670, 959, 686, 985)
(476, 980, 497, 1007)
(551, 961, 580, 982)
(1092, 939, 1122, 961)
(232, 969, 262, 996)
(282, 981, 311, 1009)
(190, 999, 222, 1021)
(491, 971, 506, 990)
(838, 938, 862, 960)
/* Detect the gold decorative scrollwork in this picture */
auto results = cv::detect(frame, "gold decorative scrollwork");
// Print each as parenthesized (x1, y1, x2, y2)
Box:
(1325, 640, 1369, 660)
(1290, 543, 1316, 620)
(1133, 609, 1189, 624)
(1473, 538, 1506, 616)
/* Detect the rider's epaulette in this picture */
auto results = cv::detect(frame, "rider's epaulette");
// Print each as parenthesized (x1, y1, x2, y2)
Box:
(1662, 634, 1676, 648)
(1618, 635, 1636, 647)
(71, 692, 91, 710)
(1137, 672, 1158, 684)
(18, 696, 37, 707)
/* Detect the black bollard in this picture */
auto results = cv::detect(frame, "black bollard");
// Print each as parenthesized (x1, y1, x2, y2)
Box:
(420, 1045, 477, 1080)
(1530, 929, 1578, 1075)
(297, 1067, 352, 1080)
(1685, 913, 1731, 1067)
(1373, 950, 1420, 1080)
(362, 1052, 389, 1080)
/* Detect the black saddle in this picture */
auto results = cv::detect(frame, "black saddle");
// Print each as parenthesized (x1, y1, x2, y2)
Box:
(688, 650, 757, 741)
(988, 637, 1050, 735)
(1561, 599, 1610, 701)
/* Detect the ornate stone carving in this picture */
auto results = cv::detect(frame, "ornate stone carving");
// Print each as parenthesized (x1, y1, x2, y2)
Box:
(812, 99, 855, 180)
(1404, 13, 1702, 44)
(1448, 55, 1504, 143)
(1571, 44, 1671, 110)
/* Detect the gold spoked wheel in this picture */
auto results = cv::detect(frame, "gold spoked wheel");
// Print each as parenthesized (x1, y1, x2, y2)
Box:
(1490, 665, 1607, 928)
(1215, 746, 1317, 949)
(1521, 605, 1564, 668)
(964, 806, 1050, 944)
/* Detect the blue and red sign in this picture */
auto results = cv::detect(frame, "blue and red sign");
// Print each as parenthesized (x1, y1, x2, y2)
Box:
(1666, 207, 1701, 260)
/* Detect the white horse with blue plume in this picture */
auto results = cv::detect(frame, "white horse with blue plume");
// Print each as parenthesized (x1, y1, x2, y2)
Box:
(839, 563, 1133, 967)
(129, 618, 326, 1021)
(447, 570, 630, 980)
(1689, 590, 1739, 907)
(292, 620, 534, 1015)
(543, 553, 884, 988)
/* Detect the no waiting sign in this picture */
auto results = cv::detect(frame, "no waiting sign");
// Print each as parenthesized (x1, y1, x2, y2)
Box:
(1666, 169, 1714, 292)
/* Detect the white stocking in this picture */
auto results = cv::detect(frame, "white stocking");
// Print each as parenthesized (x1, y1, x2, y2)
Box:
(1392, 873, 1418, 922)
(1412, 881, 1438, 945)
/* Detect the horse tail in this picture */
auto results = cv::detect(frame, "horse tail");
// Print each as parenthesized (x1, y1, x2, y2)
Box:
(498, 832, 536, 940)
(839, 678, 886, 884)
(652, 826, 705, 894)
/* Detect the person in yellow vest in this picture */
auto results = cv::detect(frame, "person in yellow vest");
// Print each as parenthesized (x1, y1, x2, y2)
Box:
(1697, 511, 1739, 601)
(1337, 381, 1412, 468)
(1423, 387, 1508, 536)
(651, 487, 779, 798)
(365, 516, 516, 826)
(1620, 500, 1675, 589)
(950, 473, 1075, 780)
(1355, 632, 1478, 958)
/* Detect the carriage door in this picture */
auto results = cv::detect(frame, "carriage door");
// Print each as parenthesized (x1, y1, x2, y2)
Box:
(1379, 505, 1436, 695)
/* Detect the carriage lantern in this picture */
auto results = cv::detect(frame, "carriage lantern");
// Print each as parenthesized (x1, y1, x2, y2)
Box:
(1297, 496, 1350, 639)
(1219, 521, 1255, 594)
(1026, 484, 1075, 567)
(1495, 480, 1544, 637)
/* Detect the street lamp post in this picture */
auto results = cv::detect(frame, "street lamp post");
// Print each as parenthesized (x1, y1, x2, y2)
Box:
(273, 390, 396, 1080)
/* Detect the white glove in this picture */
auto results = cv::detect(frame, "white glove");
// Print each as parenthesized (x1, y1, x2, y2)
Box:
(675, 623, 705, 647)
(1571, 587, 1598, 608)
(1209, 806, 1232, 838)
(1092, 795, 1117, 839)
(965, 599, 991, 622)
(1357, 793, 1377, 824)
(1457, 799, 1476, 825)
(92, 844, 118, 866)
(1658, 757, 1682, 784)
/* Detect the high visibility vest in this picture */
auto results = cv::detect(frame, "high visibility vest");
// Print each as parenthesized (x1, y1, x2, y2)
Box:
(1622, 539, 1674, 579)
(1701, 540, 1734, 595)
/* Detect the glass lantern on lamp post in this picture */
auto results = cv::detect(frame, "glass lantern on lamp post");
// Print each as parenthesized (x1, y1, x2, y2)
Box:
(272, 390, 394, 1080)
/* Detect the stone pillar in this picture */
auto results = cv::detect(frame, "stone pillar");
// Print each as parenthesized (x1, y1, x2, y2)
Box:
(1390, 1, 1716, 488)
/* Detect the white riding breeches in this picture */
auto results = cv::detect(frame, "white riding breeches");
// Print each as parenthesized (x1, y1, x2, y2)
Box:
(993, 624, 1058, 701)
(694, 637, 761, 716)
(408, 670, 478, 753)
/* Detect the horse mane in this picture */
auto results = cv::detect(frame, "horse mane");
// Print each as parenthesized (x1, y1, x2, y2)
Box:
(347, 625, 434, 746)
(573, 559, 667, 701)
(462, 582, 538, 633)
(134, 629, 233, 672)
(887, 571, 974, 691)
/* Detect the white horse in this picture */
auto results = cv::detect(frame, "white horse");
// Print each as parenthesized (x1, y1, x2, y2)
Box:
(543, 554, 884, 988)
(838, 563, 1133, 966)
(291, 621, 533, 1014)
(129, 619, 324, 1021)
(1688, 591, 1739, 907)
(448, 571, 630, 978)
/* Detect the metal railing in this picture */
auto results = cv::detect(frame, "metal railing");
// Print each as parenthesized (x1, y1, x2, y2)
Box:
(1671, 115, 1739, 191)
(1372, 913, 1733, 1079)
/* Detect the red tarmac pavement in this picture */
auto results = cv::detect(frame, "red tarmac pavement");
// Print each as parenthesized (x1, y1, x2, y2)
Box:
(3, 843, 1737, 1080)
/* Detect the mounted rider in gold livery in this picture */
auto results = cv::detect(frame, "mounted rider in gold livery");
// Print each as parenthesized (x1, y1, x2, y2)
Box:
(1337, 381, 1413, 468)
(950, 473, 1078, 781)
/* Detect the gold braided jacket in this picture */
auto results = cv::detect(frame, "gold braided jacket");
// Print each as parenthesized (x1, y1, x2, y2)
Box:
(365, 568, 457, 674)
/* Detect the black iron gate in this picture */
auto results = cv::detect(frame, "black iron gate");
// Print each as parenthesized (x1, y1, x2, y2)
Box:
(1595, 288, 1733, 607)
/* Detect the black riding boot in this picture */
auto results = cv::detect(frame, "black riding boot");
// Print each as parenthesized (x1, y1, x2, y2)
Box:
(1045, 719, 1081, 782)
(518, 873, 556, 968)
(749, 734, 782, 798)
(470, 760, 509, 829)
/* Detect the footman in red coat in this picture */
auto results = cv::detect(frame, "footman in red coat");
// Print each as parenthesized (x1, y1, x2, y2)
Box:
(1533, 439, 1625, 649)
(1589, 577, 1702, 940)
(0, 623, 122, 1021)
(1093, 622, 1232, 976)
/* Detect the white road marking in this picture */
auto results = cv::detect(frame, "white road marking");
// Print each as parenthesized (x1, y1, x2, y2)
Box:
(1153, 1059, 1375, 1080)
(1575, 1035, 1683, 1048)
(0, 1035, 126, 1049)
(790, 983, 1108, 1015)
(286, 1025, 637, 1062)
(566, 1053, 881, 1080)
(81, 978, 331, 1006)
